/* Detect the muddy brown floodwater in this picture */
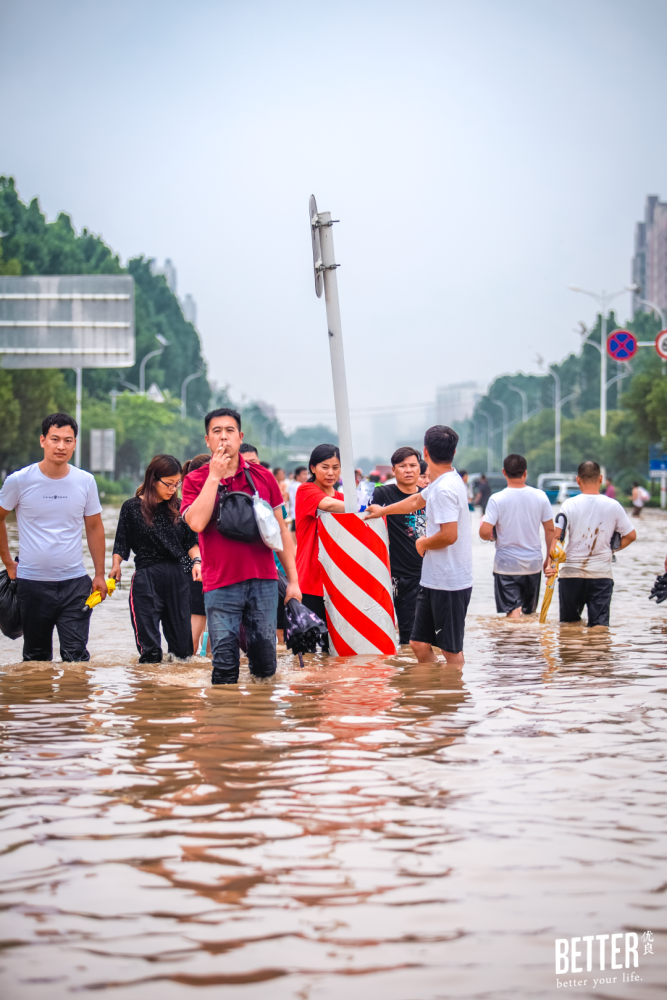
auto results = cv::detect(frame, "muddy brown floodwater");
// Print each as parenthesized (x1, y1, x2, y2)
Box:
(0, 506, 666, 999)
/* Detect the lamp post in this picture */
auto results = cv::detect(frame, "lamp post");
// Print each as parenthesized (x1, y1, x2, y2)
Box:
(569, 285, 636, 436)
(638, 297, 666, 328)
(181, 370, 203, 419)
(491, 398, 508, 461)
(478, 410, 494, 475)
(508, 384, 528, 423)
(72, 367, 82, 468)
(139, 334, 169, 394)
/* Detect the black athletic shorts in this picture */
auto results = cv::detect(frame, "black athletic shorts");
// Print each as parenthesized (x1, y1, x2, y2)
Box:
(493, 572, 541, 615)
(411, 585, 472, 654)
(392, 575, 421, 645)
(559, 577, 614, 627)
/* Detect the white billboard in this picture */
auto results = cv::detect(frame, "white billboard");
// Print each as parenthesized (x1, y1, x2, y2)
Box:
(0, 275, 134, 369)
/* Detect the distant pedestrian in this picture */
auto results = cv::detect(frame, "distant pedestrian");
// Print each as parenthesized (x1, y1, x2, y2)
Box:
(240, 443, 260, 463)
(288, 466, 308, 528)
(459, 469, 474, 511)
(295, 444, 345, 623)
(111, 455, 198, 663)
(273, 467, 290, 508)
(473, 474, 491, 514)
(417, 460, 430, 489)
(182, 453, 211, 654)
(0, 412, 107, 662)
(604, 476, 616, 500)
(479, 454, 555, 618)
(550, 461, 636, 627)
(371, 446, 425, 645)
(631, 482, 650, 517)
(365, 425, 473, 666)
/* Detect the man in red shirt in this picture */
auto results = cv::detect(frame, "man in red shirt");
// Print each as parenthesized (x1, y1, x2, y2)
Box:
(182, 408, 301, 684)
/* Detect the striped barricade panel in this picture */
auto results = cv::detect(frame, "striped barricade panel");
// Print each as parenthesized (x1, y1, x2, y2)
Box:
(318, 512, 397, 655)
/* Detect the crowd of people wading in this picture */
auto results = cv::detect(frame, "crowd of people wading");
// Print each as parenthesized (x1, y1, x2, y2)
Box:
(0, 406, 651, 683)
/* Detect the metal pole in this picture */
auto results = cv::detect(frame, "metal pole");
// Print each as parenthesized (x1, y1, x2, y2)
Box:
(478, 410, 494, 474)
(550, 366, 561, 473)
(181, 371, 203, 419)
(600, 299, 607, 438)
(73, 367, 82, 468)
(318, 211, 356, 512)
(139, 348, 163, 393)
(492, 398, 508, 460)
(508, 384, 527, 422)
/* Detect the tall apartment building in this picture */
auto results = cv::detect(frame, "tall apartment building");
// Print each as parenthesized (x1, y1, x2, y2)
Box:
(436, 381, 486, 425)
(632, 195, 667, 316)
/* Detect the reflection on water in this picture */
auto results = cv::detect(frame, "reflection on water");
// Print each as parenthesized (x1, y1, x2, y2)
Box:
(0, 508, 666, 998)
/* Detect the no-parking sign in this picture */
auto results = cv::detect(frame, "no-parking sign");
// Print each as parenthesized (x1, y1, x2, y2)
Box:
(606, 330, 637, 361)
(655, 329, 667, 359)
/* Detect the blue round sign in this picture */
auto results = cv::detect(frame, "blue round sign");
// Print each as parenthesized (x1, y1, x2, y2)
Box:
(607, 330, 637, 360)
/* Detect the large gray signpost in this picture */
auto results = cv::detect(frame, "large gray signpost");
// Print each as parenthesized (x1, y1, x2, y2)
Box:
(0, 275, 135, 467)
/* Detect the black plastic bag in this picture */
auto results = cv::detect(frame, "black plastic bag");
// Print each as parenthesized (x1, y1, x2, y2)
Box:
(0, 570, 22, 639)
(649, 573, 667, 604)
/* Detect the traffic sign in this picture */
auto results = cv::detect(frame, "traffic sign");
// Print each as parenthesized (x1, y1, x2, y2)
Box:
(606, 330, 637, 361)
(655, 329, 667, 359)
(309, 194, 323, 298)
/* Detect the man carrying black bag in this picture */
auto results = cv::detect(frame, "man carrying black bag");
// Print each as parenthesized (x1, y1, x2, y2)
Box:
(182, 408, 301, 685)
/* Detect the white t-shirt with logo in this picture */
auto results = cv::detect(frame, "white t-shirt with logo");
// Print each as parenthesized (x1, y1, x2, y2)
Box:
(0, 463, 102, 581)
(559, 493, 634, 579)
(420, 470, 473, 591)
(483, 485, 553, 575)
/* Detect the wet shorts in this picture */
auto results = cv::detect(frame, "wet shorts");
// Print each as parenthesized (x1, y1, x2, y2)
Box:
(493, 572, 541, 615)
(558, 577, 614, 627)
(410, 585, 472, 654)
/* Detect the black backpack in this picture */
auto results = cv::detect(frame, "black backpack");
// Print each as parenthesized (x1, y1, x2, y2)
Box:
(216, 466, 260, 543)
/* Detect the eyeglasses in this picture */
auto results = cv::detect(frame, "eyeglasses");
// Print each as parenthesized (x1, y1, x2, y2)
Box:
(157, 479, 181, 491)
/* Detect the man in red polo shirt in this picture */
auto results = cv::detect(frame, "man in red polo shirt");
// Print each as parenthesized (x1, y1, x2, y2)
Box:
(182, 407, 301, 684)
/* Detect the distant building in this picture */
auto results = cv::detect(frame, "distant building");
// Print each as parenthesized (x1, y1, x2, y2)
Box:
(436, 381, 486, 425)
(153, 258, 177, 293)
(632, 196, 667, 315)
(182, 293, 197, 326)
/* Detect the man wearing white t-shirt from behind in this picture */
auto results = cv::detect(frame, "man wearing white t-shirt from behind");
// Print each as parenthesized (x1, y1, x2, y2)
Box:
(0, 413, 108, 661)
(365, 425, 473, 666)
(480, 453, 555, 618)
(548, 460, 636, 627)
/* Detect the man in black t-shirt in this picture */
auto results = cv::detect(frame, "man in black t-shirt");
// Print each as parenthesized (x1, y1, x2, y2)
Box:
(372, 446, 426, 645)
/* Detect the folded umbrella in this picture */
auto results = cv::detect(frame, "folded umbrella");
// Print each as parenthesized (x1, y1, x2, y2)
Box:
(277, 572, 328, 665)
(83, 577, 117, 611)
(540, 512, 567, 624)
(649, 573, 667, 604)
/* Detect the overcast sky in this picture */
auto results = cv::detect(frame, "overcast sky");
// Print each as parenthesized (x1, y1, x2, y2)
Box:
(2, 0, 666, 454)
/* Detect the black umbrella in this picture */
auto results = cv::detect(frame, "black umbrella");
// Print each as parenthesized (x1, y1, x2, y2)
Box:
(649, 573, 667, 604)
(278, 572, 328, 666)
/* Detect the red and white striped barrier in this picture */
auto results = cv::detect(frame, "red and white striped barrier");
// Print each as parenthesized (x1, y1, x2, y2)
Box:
(318, 512, 397, 655)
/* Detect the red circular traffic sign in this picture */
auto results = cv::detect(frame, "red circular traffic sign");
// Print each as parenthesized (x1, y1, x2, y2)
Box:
(655, 329, 667, 359)
(607, 330, 637, 361)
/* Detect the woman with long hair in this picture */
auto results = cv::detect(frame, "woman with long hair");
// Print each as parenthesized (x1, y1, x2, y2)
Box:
(294, 443, 345, 622)
(110, 454, 199, 663)
(182, 453, 210, 654)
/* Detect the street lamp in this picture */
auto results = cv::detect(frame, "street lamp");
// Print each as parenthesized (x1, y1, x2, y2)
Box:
(491, 398, 508, 461)
(638, 297, 666, 328)
(478, 410, 494, 475)
(139, 334, 169, 394)
(181, 370, 203, 419)
(569, 285, 637, 436)
(508, 384, 528, 423)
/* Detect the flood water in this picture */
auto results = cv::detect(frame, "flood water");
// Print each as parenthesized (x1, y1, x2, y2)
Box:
(0, 506, 666, 999)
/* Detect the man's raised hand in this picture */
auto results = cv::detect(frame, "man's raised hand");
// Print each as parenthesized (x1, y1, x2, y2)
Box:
(363, 504, 384, 520)
(208, 445, 233, 482)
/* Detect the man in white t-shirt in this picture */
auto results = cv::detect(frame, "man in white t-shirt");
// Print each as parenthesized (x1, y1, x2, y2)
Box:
(480, 453, 555, 618)
(0, 413, 108, 661)
(548, 460, 636, 627)
(365, 425, 472, 665)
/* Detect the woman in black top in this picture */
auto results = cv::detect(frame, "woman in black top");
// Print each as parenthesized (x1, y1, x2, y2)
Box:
(110, 454, 199, 663)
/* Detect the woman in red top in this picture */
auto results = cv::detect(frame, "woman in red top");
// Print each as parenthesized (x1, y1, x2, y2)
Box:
(295, 444, 345, 621)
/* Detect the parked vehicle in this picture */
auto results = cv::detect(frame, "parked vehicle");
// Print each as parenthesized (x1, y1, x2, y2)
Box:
(537, 473, 581, 504)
